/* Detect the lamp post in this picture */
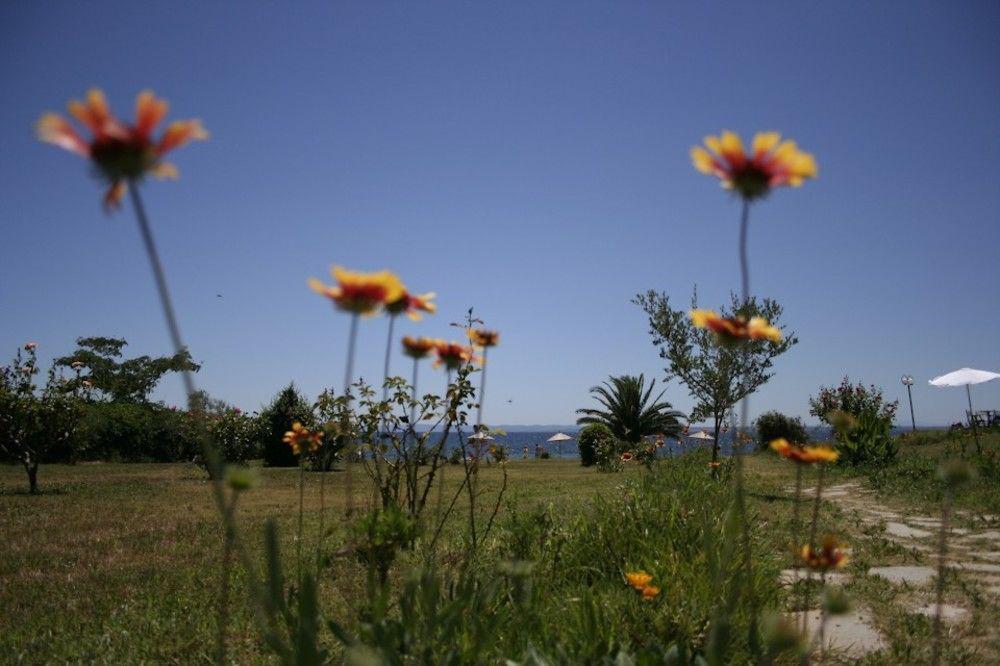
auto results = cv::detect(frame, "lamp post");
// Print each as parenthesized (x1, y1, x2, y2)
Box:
(901, 375, 916, 432)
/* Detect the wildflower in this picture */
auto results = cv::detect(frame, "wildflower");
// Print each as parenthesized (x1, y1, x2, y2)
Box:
(770, 438, 839, 465)
(308, 266, 405, 316)
(690, 130, 817, 200)
(433, 341, 477, 370)
(24, 342, 38, 351)
(690, 309, 781, 344)
(800, 535, 849, 570)
(283, 422, 322, 456)
(401, 335, 439, 360)
(386, 291, 437, 321)
(708, 461, 721, 469)
(640, 585, 661, 600)
(467, 328, 500, 348)
(37, 89, 208, 211)
(621, 451, 634, 463)
(625, 571, 653, 590)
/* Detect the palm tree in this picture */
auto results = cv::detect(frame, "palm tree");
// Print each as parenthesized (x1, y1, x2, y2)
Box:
(576, 374, 684, 444)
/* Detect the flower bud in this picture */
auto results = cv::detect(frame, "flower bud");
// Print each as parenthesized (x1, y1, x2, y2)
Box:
(225, 466, 258, 492)
(937, 460, 976, 490)
(822, 586, 851, 615)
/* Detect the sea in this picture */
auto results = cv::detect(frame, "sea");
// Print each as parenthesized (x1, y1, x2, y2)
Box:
(424, 425, 948, 459)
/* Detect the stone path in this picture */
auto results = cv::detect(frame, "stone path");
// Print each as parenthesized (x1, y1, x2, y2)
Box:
(778, 480, 1000, 658)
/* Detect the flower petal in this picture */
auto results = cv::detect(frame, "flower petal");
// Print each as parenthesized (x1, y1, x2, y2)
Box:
(36, 113, 90, 156)
(103, 180, 127, 213)
(151, 161, 179, 179)
(752, 131, 780, 157)
(156, 119, 209, 155)
(135, 90, 169, 140)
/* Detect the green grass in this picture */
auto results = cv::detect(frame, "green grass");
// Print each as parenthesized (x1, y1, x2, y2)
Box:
(2, 433, 999, 662)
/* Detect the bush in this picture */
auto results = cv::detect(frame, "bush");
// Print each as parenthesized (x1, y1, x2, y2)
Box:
(259, 384, 314, 467)
(538, 450, 551, 460)
(839, 409, 897, 466)
(577, 423, 614, 467)
(78, 402, 197, 462)
(208, 408, 258, 464)
(753, 411, 809, 450)
(594, 436, 624, 472)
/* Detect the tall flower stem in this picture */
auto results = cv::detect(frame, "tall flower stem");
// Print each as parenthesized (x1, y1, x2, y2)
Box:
(802, 463, 826, 637)
(475, 348, 490, 459)
(791, 464, 803, 600)
(410, 358, 419, 427)
(216, 494, 239, 665)
(382, 315, 396, 404)
(734, 197, 758, 648)
(296, 462, 305, 581)
(343, 313, 360, 518)
(932, 490, 953, 666)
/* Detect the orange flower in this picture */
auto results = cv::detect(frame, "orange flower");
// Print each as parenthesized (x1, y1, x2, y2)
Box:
(467, 328, 500, 348)
(401, 336, 439, 359)
(433, 341, 478, 370)
(800, 535, 849, 571)
(24, 342, 38, 351)
(690, 309, 781, 344)
(386, 291, 437, 321)
(770, 438, 839, 465)
(283, 422, 322, 456)
(625, 571, 653, 590)
(691, 131, 817, 200)
(37, 89, 208, 211)
(708, 461, 721, 469)
(620, 451, 634, 462)
(640, 585, 661, 600)
(308, 266, 405, 316)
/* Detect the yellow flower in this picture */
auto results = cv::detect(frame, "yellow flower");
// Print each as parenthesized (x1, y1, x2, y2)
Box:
(625, 571, 653, 590)
(801, 445, 839, 464)
(770, 438, 839, 465)
(640, 585, 661, 600)
(433, 341, 479, 370)
(691, 130, 817, 200)
(308, 266, 405, 316)
(401, 335, 439, 359)
(690, 309, 781, 344)
(283, 422, 322, 456)
(800, 535, 849, 571)
(386, 291, 437, 321)
(467, 328, 500, 348)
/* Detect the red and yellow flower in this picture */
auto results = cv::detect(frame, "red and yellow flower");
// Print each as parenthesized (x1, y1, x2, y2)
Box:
(770, 438, 839, 465)
(37, 89, 208, 211)
(691, 131, 817, 200)
(690, 309, 781, 344)
(309, 266, 405, 316)
(800, 535, 850, 571)
(625, 571, 653, 590)
(386, 291, 437, 321)
(433, 341, 478, 370)
(401, 336, 440, 359)
(640, 585, 661, 600)
(620, 451, 634, 463)
(467, 328, 500, 348)
(283, 422, 323, 456)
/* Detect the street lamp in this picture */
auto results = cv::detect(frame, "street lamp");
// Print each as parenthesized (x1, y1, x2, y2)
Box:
(900, 375, 916, 432)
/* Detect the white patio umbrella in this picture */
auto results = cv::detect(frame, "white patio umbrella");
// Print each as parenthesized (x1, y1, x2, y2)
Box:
(688, 430, 715, 441)
(547, 432, 574, 457)
(928, 368, 1000, 420)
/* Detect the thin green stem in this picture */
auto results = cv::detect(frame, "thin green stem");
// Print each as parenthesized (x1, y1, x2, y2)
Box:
(296, 463, 304, 581)
(382, 315, 396, 404)
(216, 493, 239, 665)
(932, 492, 952, 666)
(802, 464, 826, 638)
(343, 314, 359, 519)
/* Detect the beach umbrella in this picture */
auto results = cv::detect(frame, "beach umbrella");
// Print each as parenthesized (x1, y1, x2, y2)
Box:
(547, 432, 573, 457)
(688, 430, 715, 441)
(928, 368, 1000, 418)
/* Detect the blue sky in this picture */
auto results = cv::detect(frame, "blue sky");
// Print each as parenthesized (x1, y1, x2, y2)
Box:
(2, 1, 998, 426)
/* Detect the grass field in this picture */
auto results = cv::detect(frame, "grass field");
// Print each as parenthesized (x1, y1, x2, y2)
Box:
(2, 433, 999, 663)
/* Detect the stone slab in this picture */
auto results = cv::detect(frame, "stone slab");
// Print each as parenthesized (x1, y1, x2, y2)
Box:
(780, 569, 850, 587)
(792, 609, 886, 659)
(885, 522, 932, 539)
(868, 566, 936, 585)
(913, 603, 969, 623)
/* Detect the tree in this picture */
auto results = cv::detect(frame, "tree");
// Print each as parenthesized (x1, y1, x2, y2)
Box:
(634, 288, 797, 463)
(0, 345, 83, 493)
(577, 423, 615, 467)
(260, 383, 315, 467)
(54, 336, 200, 403)
(575, 374, 684, 444)
(754, 410, 809, 450)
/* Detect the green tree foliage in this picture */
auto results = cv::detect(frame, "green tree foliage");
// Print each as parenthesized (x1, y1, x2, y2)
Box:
(577, 423, 615, 467)
(753, 410, 809, 450)
(575, 374, 683, 444)
(0, 345, 84, 492)
(634, 288, 797, 461)
(810, 378, 898, 466)
(260, 383, 314, 467)
(55, 336, 200, 403)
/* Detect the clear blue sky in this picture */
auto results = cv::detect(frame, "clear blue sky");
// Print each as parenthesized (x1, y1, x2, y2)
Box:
(2, 1, 998, 426)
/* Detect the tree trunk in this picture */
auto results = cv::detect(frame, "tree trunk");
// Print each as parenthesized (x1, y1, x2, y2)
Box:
(711, 415, 721, 462)
(24, 460, 39, 494)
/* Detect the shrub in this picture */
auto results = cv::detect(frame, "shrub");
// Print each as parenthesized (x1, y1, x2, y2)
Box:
(593, 435, 623, 472)
(753, 410, 809, 450)
(538, 450, 551, 460)
(839, 409, 897, 466)
(259, 384, 314, 467)
(208, 408, 258, 464)
(79, 402, 196, 462)
(577, 423, 614, 467)
(808, 377, 897, 427)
